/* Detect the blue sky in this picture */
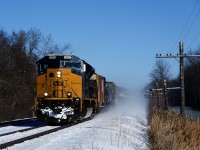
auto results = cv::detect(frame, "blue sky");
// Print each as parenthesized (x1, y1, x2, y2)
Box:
(1, 0, 200, 90)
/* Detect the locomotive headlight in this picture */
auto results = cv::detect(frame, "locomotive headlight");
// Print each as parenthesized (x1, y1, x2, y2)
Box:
(57, 71, 62, 78)
(44, 92, 48, 97)
(67, 92, 72, 97)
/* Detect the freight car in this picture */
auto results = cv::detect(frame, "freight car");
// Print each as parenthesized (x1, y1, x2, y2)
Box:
(106, 82, 117, 104)
(34, 54, 113, 123)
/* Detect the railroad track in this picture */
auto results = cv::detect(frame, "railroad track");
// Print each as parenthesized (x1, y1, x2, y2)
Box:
(0, 124, 47, 137)
(0, 117, 92, 149)
(0, 118, 47, 138)
(0, 118, 37, 128)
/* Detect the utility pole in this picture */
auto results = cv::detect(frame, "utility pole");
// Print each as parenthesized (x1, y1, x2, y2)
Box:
(163, 80, 168, 110)
(156, 83, 160, 109)
(146, 82, 180, 110)
(179, 42, 185, 116)
(156, 42, 200, 117)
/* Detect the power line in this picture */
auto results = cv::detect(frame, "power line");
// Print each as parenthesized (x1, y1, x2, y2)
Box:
(182, 3, 200, 41)
(187, 28, 200, 49)
(168, 0, 199, 54)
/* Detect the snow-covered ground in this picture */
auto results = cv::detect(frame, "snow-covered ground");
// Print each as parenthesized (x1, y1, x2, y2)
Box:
(3, 91, 149, 150)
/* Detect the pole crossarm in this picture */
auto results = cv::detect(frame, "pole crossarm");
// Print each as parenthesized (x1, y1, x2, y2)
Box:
(156, 54, 200, 58)
(146, 87, 180, 92)
(156, 55, 180, 58)
(146, 89, 162, 92)
(185, 55, 200, 57)
(166, 87, 180, 90)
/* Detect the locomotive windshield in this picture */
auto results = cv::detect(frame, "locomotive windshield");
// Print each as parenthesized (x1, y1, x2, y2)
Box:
(37, 55, 85, 75)
(61, 61, 81, 69)
(37, 59, 60, 74)
(37, 60, 82, 75)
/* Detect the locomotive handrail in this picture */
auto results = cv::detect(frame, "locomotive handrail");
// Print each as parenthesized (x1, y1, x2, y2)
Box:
(33, 87, 46, 110)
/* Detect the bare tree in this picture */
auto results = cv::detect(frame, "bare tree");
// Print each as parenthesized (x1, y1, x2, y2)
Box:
(149, 59, 171, 87)
(0, 28, 71, 121)
(37, 34, 69, 58)
(26, 28, 42, 63)
(27, 28, 41, 53)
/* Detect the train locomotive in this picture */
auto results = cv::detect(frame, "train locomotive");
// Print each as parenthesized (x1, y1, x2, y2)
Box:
(34, 54, 115, 123)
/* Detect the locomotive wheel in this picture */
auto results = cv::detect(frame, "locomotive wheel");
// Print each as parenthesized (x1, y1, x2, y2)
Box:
(67, 115, 74, 123)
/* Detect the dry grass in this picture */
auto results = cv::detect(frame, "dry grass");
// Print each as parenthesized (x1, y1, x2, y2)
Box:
(149, 109, 200, 150)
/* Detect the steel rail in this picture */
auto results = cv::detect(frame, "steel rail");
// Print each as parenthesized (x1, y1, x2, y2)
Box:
(0, 124, 47, 137)
(0, 117, 92, 149)
(0, 118, 37, 128)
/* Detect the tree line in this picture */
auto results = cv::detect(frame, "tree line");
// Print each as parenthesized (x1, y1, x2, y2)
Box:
(0, 28, 68, 121)
(147, 48, 200, 110)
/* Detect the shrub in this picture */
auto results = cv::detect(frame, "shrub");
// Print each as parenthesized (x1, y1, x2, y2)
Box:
(149, 109, 200, 150)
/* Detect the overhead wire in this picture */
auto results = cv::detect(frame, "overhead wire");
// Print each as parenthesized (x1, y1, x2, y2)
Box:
(187, 25, 200, 50)
(182, 2, 200, 42)
(165, 1, 200, 78)
(168, 0, 199, 54)
(187, 2, 200, 51)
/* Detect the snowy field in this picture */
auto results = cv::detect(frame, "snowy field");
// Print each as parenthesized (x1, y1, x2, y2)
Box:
(3, 91, 149, 150)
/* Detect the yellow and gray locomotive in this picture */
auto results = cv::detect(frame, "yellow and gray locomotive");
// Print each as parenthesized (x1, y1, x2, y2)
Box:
(35, 54, 106, 123)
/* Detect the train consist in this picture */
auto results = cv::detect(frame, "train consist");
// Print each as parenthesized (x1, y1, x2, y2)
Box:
(34, 54, 117, 123)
